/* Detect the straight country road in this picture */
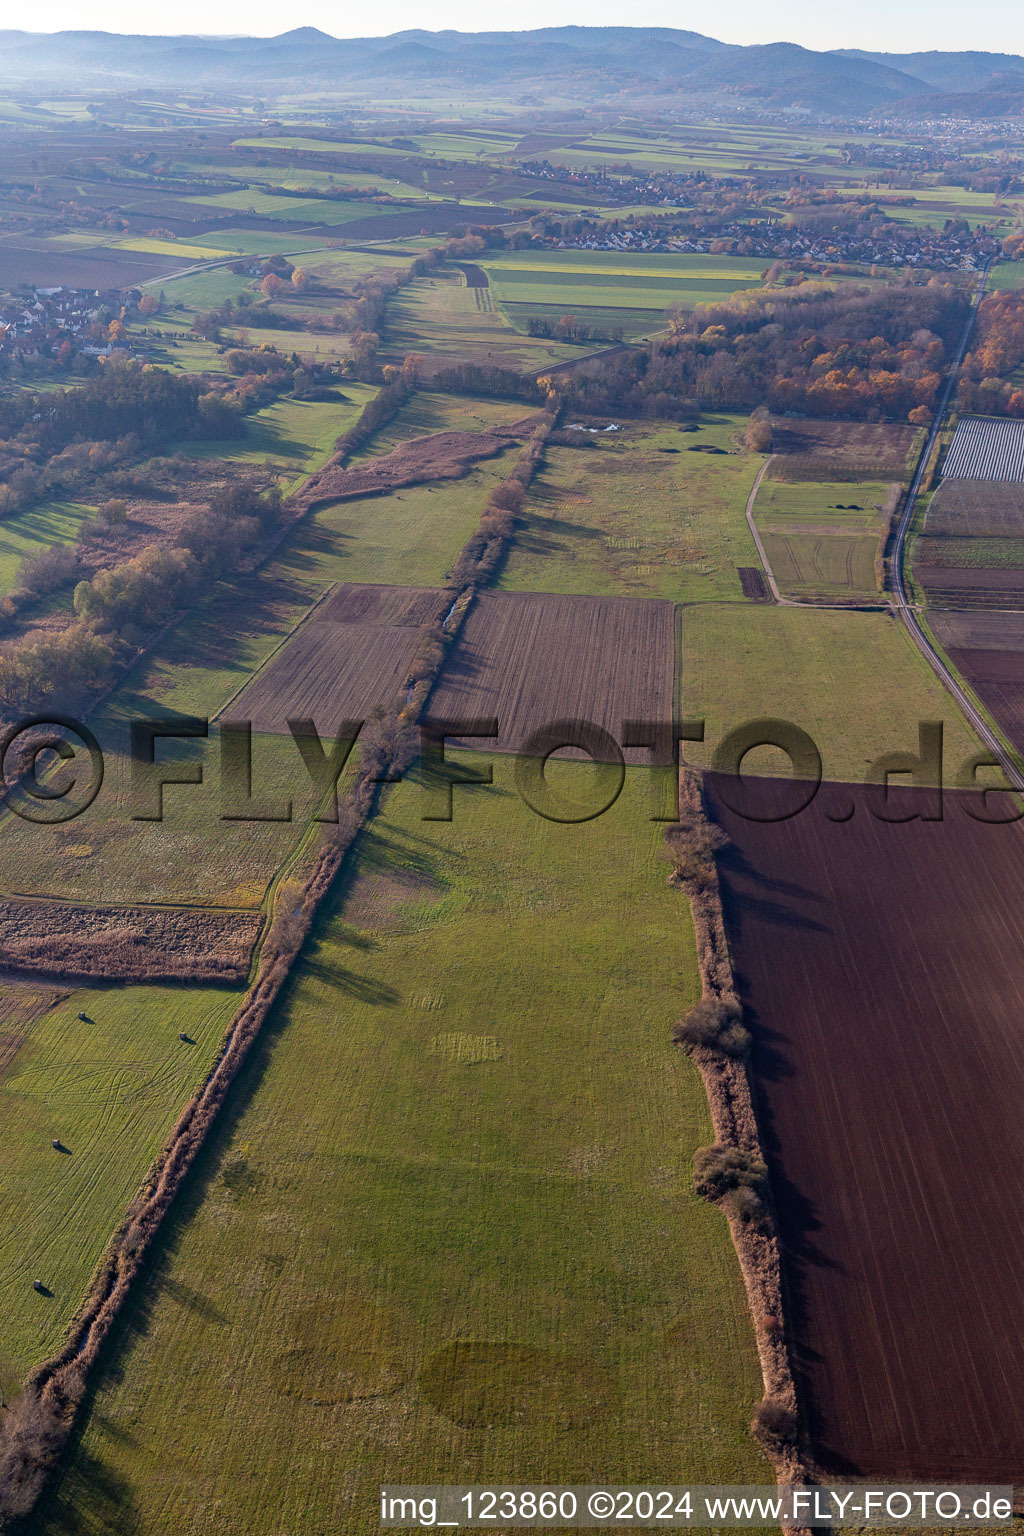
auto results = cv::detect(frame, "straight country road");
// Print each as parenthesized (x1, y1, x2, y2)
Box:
(888, 258, 1024, 794)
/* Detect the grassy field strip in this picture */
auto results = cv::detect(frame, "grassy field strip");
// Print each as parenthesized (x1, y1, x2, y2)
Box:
(0, 984, 240, 1392)
(38, 764, 771, 1534)
(682, 603, 987, 783)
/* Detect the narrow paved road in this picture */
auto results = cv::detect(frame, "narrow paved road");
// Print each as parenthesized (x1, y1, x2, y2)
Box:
(889, 258, 1024, 793)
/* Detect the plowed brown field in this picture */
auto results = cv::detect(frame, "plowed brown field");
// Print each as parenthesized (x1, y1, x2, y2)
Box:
(428, 590, 677, 761)
(769, 419, 918, 481)
(931, 610, 1024, 759)
(914, 563, 1024, 608)
(223, 583, 446, 737)
(706, 773, 1024, 1480)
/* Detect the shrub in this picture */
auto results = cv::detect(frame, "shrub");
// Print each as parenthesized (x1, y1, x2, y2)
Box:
(751, 1397, 798, 1445)
(693, 1143, 767, 1203)
(663, 816, 728, 884)
(744, 408, 773, 452)
(729, 1184, 767, 1225)
(674, 996, 750, 1058)
(17, 541, 80, 596)
(97, 498, 129, 525)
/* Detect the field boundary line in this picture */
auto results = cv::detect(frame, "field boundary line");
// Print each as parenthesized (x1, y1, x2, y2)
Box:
(671, 769, 818, 1507)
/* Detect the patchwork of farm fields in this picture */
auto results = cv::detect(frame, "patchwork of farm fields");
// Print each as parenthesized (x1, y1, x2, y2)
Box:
(481, 251, 770, 331)
(708, 775, 1024, 1478)
(0, 393, 521, 909)
(386, 270, 581, 368)
(754, 477, 896, 603)
(929, 609, 1024, 761)
(36, 764, 770, 1535)
(914, 472, 1024, 608)
(5, 88, 1024, 1519)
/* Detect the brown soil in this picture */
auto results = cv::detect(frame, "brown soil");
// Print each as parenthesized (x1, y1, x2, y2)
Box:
(222, 582, 447, 737)
(769, 418, 918, 478)
(914, 563, 1024, 607)
(429, 588, 677, 762)
(707, 772, 1024, 1480)
(738, 567, 771, 601)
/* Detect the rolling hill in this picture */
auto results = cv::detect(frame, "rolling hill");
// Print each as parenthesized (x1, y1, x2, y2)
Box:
(0, 26, 1021, 114)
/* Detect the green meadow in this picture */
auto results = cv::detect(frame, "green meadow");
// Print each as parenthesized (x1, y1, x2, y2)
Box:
(37, 763, 769, 1536)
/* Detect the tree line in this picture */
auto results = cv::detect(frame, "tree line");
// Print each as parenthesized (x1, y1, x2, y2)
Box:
(554, 278, 968, 423)
(957, 287, 1024, 418)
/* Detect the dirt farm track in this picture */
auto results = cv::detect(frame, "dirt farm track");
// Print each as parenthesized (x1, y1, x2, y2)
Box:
(706, 775, 1024, 1480)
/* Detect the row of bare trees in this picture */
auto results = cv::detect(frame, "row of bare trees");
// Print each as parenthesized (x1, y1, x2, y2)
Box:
(664, 777, 804, 1473)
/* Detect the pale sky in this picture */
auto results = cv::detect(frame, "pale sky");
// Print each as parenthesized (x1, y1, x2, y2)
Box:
(14, 0, 1024, 56)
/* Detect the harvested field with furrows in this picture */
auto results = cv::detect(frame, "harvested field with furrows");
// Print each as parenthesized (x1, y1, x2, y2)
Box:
(223, 582, 446, 736)
(913, 563, 1024, 607)
(761, 532, 880, 600)
(913, 535, 1024, 568)
(943, 415, 1024, 481)
(930, 609, 1024, 651)
(706, 773, 1024, 1481)
(0, 901, 260, 984)
(925, 478, 1024, 538)
(930, 609, 1024, 757)
(292, 418, 543, 512)
(769, 419, 919, 480)
(428, 590, 676, 762)
(312, 582, 447, 627)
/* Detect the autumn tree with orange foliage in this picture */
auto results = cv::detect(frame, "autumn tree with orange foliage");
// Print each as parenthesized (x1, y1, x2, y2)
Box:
(958, 288, 1024, 417)
(558, 278, 967, 423)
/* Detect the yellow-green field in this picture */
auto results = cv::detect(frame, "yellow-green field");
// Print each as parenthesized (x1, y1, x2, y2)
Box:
(682, 603, 985, 783)
(480, 251, 770, 338)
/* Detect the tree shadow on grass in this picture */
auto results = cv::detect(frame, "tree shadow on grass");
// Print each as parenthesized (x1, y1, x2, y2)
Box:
(33, 1442, 142, 1536)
